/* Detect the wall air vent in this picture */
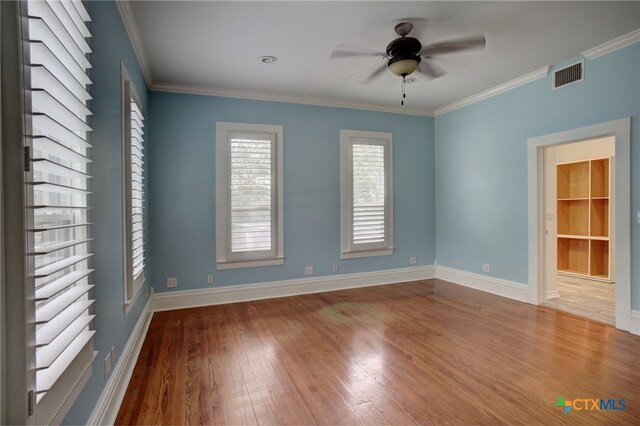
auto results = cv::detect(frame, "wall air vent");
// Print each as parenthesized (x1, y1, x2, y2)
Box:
(553, 62, 583, 89)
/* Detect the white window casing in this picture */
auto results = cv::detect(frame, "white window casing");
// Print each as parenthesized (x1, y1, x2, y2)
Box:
(215, 122, 284, 270)
(25, 0, 97, 423)
(122, 66, 145, 310)
(340, 130, 394, 259)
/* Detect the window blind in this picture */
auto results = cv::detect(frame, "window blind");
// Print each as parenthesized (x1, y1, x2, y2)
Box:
(351, 143, 386, 245)
(26, 0, 96, 418)
(128, 97, 145, 297)
(228, 134, 274, 254)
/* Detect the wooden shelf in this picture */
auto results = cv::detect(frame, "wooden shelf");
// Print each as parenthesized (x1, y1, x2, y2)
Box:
(556, 157, 612, 281)
(557, 200, 588, 236)
(591, 158, 609, 198)
(557, 238, 588, 275)
(557, 161, 589, 199)
(590, 198, 609, 237)
(557, 234, 589, 240)
(590, 240, 609, 278)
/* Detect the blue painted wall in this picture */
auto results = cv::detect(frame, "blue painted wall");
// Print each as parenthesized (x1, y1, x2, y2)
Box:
(435, 43, 640, 308)
(62, 1, 150, 424)
(148, 93, 436, 291)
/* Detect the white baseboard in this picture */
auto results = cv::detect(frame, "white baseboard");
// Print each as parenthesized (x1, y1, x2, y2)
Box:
(153, 265, 436, 312)
(88, 297, 154, 426)
(435, 266, 529, 302)
(547, 290, 560, 299)
(631, 310, 640, 336)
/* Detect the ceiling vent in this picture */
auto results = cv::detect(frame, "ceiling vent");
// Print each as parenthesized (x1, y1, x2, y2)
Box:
(553, 61, 583, 89)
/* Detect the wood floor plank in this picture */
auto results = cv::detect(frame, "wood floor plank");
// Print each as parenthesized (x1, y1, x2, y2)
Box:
(116, 279, 640, 425)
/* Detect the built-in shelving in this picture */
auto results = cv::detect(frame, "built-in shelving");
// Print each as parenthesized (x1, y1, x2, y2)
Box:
(556, 158, 612, 282)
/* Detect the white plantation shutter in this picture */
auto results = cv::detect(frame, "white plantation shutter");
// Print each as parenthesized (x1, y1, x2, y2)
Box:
(215, 123, 284, 269)
(340, 130, 393, 258)
(26, 0, 96, 422)
(352, 144, 386, 245)
(229, 134, 274, 254)
(124, 82, 146, 301)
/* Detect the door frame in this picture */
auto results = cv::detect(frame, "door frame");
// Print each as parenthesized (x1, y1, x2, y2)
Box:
(527, 117, 631, 331)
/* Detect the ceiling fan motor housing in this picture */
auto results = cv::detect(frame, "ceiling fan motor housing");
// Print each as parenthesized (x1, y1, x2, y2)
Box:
(386, 37, 422, 76)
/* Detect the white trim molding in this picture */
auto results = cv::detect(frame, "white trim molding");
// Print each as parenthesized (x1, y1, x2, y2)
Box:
(215, 122, 285, 270)
(527, 118, 631, 331)
(582, 28, 640, 60)
(150, 82, 434, 117)
(436, 266, 529, 302)
(434, 66, 550, 116)
(88, 298, 154, 426)
(115, 0, 153, 87)
(631, 310, 640, 336)
(153, 265, 436, 312)
(340, 129, 394, 259)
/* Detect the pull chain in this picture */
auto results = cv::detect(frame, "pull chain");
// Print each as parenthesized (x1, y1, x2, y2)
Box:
(401, 76, 407, 106)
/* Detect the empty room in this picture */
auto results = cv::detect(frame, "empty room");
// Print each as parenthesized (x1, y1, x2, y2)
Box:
(1, 0, 640, 425)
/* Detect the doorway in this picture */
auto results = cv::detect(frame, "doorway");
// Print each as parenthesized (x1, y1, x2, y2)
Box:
(543, 137, 615, 324)
(527, 118, 631, 331)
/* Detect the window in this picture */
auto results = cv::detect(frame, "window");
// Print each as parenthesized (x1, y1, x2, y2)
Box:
(340, 130, 393, 259)
(215, 122, 284, 269)
(122, 67, 146, 307)
(25, 0, 96, 423)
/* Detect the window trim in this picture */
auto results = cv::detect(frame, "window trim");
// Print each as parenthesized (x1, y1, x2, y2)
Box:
(215, 122, 284, 270)
(340, 129, 394, 259)
(121, 65, 145, 311)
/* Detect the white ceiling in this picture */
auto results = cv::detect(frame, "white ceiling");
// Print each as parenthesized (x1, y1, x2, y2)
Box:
(126, 1, 640, 114)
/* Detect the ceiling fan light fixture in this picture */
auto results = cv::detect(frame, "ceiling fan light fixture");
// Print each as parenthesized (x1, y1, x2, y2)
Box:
(387, 58, 420, 77)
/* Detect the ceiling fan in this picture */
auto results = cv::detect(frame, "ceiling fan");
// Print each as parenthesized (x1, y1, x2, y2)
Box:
(330, 20, 486, 105)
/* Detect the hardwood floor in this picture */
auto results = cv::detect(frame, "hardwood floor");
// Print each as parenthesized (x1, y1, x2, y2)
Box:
(117, 279, 640, 425)
(545, 275, 615, 325)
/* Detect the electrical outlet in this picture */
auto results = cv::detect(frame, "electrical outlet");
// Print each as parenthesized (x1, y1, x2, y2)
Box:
(304, 266, 314, 276)
(409, 256, 416, 265)
(482, 263, 491, 273)
(455, 258, 461, 267)
(166, 277, 177, 288)
(208, 275, 214, 285)
(104, 353, 111, 379)
(111, 346, 116, 366)
(332, 264, 339, 273)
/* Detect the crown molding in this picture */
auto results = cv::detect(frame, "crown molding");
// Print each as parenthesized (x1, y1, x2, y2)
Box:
(115, 0, 153, 87)
(582, 28, 640, 60)
(434, 66, 550, 116)
(150, 82, 435, 117)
